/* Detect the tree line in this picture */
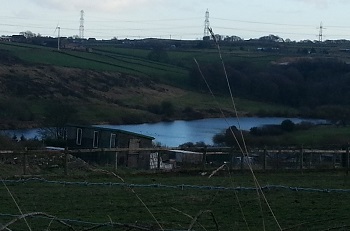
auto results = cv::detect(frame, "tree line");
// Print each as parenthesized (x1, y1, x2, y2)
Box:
(189, 58, 350, 122)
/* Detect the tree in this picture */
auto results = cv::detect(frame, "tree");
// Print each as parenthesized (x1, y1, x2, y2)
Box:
(281, 120, 295, 132)
(20, 31, 36, 38)
(41, 102, 77, 140)
(213, 133, 225, 146)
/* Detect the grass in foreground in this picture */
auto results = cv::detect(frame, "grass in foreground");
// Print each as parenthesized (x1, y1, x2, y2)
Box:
(1, 170, 350, 230)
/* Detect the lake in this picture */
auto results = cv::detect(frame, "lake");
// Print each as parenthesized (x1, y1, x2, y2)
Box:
(98, 117, 325, 147)
(2, 117, 325, 147)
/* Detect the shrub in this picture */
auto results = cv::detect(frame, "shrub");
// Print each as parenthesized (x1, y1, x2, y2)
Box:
(147, 104, 162, 115)
(213, 133, 226, 145)
(161, 101, 175, 117)
(250, 125, 283, 136)
(281, 119, 295, 132)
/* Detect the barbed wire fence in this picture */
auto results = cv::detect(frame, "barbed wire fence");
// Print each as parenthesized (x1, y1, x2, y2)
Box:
(1, 147, 350, 230)
(2, 177, 350, 193)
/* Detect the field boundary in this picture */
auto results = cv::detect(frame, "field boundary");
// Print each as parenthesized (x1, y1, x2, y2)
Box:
(3, 177, 350, 193)
(1, 146, 350, 175)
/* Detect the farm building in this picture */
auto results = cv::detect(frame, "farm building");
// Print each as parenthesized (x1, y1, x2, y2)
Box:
(168, 150, 203, 165)
(65, 124, 155, 168)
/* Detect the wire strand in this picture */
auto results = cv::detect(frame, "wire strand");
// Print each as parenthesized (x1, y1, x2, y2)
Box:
(205, 27, 283, 231)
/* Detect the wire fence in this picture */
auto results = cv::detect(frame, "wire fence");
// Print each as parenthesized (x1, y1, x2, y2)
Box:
(1, 148, 350, 231)
(0, 146, 350, 175)
(2, 177, 350, 193)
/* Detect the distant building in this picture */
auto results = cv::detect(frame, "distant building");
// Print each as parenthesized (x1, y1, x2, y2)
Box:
(11, 35, 26, 43)
(65, 125, 154, 168)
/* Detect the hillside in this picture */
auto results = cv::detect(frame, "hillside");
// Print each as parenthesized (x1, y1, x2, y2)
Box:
(0, 63, 191, 129)
(2, 39, 350, 129)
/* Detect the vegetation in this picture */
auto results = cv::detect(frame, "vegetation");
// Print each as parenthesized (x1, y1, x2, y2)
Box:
(1, 38, 350, 129)
(1, 170, 350, 230)
(190, 58, 350, 122)
(213, 120, 350, 148)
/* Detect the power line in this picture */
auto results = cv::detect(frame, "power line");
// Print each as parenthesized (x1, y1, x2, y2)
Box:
(212, 17, 318, 28)
(1, 15, 350, 40)
(214, 26, 317, 37)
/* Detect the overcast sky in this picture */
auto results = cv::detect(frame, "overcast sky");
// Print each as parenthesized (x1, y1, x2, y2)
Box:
(1, 0, 349, 41)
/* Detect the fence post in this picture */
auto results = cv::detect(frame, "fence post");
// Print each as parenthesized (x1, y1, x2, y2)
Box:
(240, 152, 244, 171)
(22, 147, 28, 175)
(263, 148, 267, 171)
(157, 152, 161, 170)
(114, 152, 118, 172)
(277, 149, 281, 170)
(126, 150, 129, 167)
(319, 152, 322, 166)
(300, 146, 304, 171)
(64, 147, 68, 176)
(202, 146, 207, 171)
(229, 148, 234, 171)
(347, 147, 349, 175)
(233, 150, 237, 170)
(332, 152, 336, 169)
(309, 152, 313, 169)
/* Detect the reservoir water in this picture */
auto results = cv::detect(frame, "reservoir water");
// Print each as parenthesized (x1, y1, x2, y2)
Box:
(2, 117, 325, 147)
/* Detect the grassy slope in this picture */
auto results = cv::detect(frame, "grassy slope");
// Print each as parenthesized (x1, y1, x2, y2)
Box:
(0, 41, 295, 128)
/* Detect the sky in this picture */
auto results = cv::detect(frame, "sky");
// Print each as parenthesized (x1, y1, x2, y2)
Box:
(1, 0, 350, 41)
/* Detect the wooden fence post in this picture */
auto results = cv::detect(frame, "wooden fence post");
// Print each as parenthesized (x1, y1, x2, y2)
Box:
(202, 146, 207, 171)
(114, 152, 118, 172)
(277, 149, 281, 170)
(229, 148, 234, 171)
(240, 152, 244, 171)
(64, 147, 68, 176)
(347, 147, 349, 176)
(300, 146, 304, 171)
(263, 148, 267, 171)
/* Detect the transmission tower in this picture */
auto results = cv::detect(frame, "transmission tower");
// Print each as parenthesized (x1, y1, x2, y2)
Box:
(318, 22, 323, 42)
(203, 9, 210, 39)
(79, 10, 85, 39)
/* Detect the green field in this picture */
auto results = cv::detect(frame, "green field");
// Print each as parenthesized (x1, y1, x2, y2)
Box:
(0, 41, 280, 88)
(0, 42, 190, 86)
(243, 125, 350, 147)
(291, 125, 350, 146)
(1, 170, 350, 230)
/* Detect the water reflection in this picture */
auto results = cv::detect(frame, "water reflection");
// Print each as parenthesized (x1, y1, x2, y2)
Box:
(98, 117, 325, 147)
